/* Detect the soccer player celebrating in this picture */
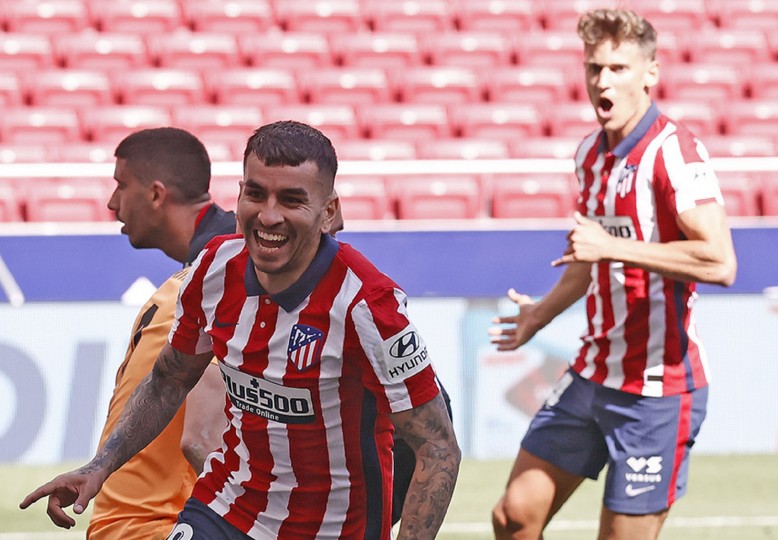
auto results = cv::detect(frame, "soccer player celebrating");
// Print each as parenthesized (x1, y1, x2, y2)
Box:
(21, 120, 460, 540)
(489, 9, 737, 540)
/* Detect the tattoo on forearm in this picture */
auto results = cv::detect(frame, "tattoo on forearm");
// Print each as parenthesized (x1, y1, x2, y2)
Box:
(92, 346, 200, 475)
(394, 395, 461, 540)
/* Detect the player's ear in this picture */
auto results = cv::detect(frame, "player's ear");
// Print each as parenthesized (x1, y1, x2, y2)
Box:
(322, 195, 342, 236)
(149, 180, 167, 207)
(644, 59, 659, 90)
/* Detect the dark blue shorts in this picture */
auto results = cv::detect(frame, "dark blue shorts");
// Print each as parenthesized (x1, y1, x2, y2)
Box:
(166, 498, 251, 540)
(521, 369, 708, 514)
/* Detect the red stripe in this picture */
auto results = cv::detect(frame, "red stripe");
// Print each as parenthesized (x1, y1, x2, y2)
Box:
(667, 392, 692, 506)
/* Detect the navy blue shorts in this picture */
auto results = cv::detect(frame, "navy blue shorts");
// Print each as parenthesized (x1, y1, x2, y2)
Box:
(166, 498, 250, 540)
(521, 369, 708, 514)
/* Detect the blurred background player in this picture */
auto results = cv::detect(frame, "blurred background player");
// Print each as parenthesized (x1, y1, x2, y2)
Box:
(87, 127, 236, 540)
(489, 8, 737, 540)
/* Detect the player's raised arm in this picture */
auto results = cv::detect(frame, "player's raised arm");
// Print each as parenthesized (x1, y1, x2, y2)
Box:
(390, 393, 461, 539)
(19, 343, 213, 528)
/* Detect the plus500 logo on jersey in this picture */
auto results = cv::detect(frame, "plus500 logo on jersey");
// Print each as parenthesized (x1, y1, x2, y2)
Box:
(381, 326, 431, 381)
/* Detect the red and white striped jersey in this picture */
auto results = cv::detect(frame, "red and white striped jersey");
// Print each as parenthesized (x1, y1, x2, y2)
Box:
(571, 103, 724, 397)
(170, 234, 440, 539)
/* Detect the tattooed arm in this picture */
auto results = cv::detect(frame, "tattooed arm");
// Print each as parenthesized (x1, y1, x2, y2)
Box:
(390, 393, 461, 540)
(19, 343, 213, 529)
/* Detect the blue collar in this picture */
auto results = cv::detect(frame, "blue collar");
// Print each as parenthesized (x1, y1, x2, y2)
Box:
(599, 102, 660, 158)
(243, 234, 339, 311)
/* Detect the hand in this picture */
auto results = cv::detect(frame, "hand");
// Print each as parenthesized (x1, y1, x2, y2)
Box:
(552, 211, 613, 267)
(488, 288, 539, 351)
(19, 465, 106, 529)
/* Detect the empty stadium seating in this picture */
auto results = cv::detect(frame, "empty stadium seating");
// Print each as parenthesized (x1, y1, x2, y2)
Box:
(23, 178, 114, 222)
(335, 176, 393, 220)
(389, 175, 483, 220)
(0, 0, 776, 221)
(488, 173, 577, 219)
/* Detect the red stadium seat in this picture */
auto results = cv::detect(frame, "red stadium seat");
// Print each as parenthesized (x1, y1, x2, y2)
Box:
(450, 102, 545, 141)
(207, 68, 300, 107)
(0, 180, 23, 221)
(182, 0, 277, 33)
(82, 104, 172, 143)
(660, 63, 745, 103)
(334, 176, 393, 220)
(716, 172, 761, 217)
(25, 69, 114, 107)
(0, 143, 48, 163)
(488, 173, 577, 219)
(330, 31, 421, 69)
(514, 30, 582, 69)
(715, 0, 778, 32)
(298, 66, 391, 105)
(540, 0, 600, 30)
(545, 102, 599, 138)
(24, 178, 114, 222)
(207, 67, 301, 106)
(657, 99, 722, 137)
(364, 0, 456, 33)
(453, 0, 540, 33)
(417, 138, 510, 160)
(509, 136, 580, 159)
(421, 32, 514, 68)
(358, 103, 452, 141)
(0, 72, 23, 107)
(633, 0, 715, 35)
(390, 175, 483, 220)
(239, 31, 333, 69)
(748, 62, 778, 100)
(720, 100, 778, 138)
(336, 138, 417, 160)
(54, 31, 149, 71)
(702, 135, 775, 158)
(262, 104, 359, 142)
(0, 33, 55, 71)
(686, 28, 771, 65)
(147, 31, 242, 71)
(89, 0, 182, 35)
(394, 66, 484, 104)
(54, 142, 118, 163)
(112, 68, 206, 106)
(1, 106, 82, 143)
(172, 105, 263, 148)
(4, 0, 91, 33)
(273, 0, 367, 34)
(485, 65, 576, 104)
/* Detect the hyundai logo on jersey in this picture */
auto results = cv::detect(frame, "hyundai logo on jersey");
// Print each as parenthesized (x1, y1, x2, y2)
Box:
(389, 331, 420, 358)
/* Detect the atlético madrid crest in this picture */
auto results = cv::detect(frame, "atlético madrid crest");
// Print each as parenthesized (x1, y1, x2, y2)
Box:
(287, 324, 324, 371)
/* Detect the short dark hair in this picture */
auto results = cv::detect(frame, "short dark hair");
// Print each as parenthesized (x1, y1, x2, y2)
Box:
(578, 9, 657, 61)
(114, 127, 211, 202)
(242, 120, 338, 192)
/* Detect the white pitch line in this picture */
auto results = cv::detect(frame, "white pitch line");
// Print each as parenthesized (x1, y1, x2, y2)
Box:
(0, 254, 24, 307)
(436, 515, 778, 534)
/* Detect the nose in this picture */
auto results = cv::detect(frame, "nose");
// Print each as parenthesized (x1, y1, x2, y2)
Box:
(106, 187, 119, 212)
(257, 198, 283, 228)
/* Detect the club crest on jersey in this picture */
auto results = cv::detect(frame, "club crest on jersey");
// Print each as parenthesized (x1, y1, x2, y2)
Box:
(287, 324, 324, 372)
(616, 164, 637, 198)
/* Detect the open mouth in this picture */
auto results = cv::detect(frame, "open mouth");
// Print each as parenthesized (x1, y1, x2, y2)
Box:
(598, 97, 614, 115)
(255, 230, 288, 249)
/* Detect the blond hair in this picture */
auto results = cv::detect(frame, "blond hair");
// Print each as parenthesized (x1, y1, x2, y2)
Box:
(577, 9, 657, 60)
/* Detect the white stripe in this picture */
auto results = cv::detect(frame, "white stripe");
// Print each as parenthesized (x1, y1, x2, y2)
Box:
(316, 269, 362, 539)
(0, 254, 24, 306)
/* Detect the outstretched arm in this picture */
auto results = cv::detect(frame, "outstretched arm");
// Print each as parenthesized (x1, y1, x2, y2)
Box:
(489, 261, 592, 351)
(19, 343, 213, 528)
(390, 393, 461, 540)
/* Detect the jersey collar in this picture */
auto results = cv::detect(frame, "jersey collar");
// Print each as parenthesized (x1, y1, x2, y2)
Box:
(601, 101, 660, 158)
(244, 234, 339, 311)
